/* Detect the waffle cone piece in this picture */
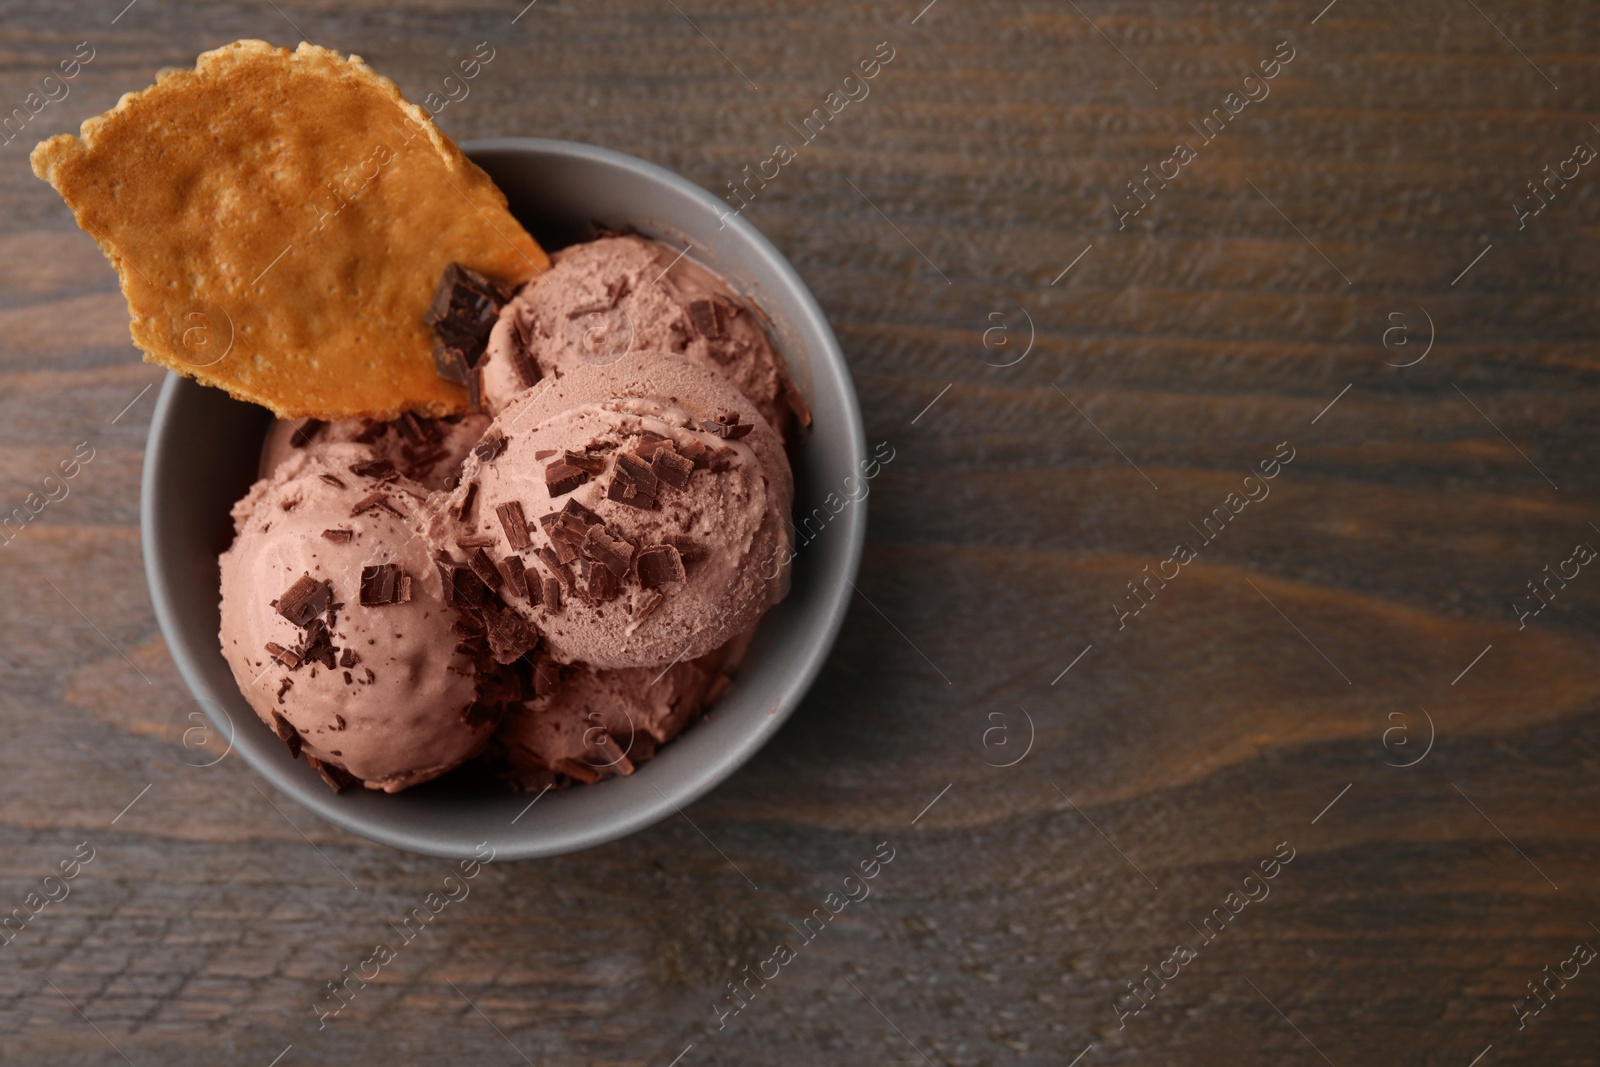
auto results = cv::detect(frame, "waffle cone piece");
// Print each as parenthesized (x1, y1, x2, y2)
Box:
(31, 40, 547, 419)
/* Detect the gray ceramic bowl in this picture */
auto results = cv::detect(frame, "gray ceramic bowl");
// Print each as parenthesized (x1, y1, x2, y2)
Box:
(143, 138, 865, 859)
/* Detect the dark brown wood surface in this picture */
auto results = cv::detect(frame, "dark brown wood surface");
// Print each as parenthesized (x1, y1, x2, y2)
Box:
(3, 1, 1599, 1063)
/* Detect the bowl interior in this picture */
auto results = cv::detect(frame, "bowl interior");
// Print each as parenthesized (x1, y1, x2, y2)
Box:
(143, 138, 865, 859)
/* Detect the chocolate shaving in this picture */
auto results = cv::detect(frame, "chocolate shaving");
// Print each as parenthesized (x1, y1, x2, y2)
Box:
(351, 492, 405, 519)
(306, 754, 356, 793)
(496, 501, 532, 550)
(564, 450, 607, 475)
(607, 451, 658, 510)
(582, 524, 636, 578)
(350, 459, 400, 482)
(687, 298, 725, 339)
(586, 563, 620, 602)
(321, 528, 354, 543)
(500, 557, 529, 598)
(271, 711, 302, 758)
(534, 449, 557, 460)
(359, 563, 411, 607)
(318, 473, 346, 489)
(636, 544, 686, 588)
(276, 677, 293, 704)
(290, 419, 324, 448)
(265, 642, 302, 670)
(632, 432, 673, 460)
(545, 460, 588, 498)
(276, 575, 331, 627)
(509, 339, 540, 392)
(635, 590, 664, 620)
(651, 447, 694, 489)
(473, 433, 508, 462)
(457, 535, 497, 549)
(541, 576, 562, 611)
(466, 366, 486, 413)
(666, 535, 706, 564)
(677, 439, 712, 469)
(467, 548, 504, 592)
(454, 480, 479, 521)
(706, 410, 754, 440)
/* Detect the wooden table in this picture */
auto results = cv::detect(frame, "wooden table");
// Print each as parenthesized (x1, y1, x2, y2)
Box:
(3, 1, 1597, 1063)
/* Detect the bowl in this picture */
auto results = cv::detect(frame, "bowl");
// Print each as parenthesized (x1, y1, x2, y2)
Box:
(142, 137, 866, 859)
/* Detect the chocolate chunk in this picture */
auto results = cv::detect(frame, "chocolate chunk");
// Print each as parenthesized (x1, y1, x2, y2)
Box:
(534, 449, 557, 461)
(425, 263, 507, 354)
(351, 492, 405, 518)
(496, 501, 532, 550)
(525, 569, 544, 606)
(537, 547, 574, 592)
(468, 548, 504, 592)
(339, 648, 357, 668)
(582, 524, 636, 578)
(350, 459, 400, 482)
(541, 576, 562, 611)
(473, 433, 508, 462)
(290, 419, 324, 448)
(359, 563, 411, 606)
(709, 447, 739, 472)
(457, 535, 497, 549)
(547, 499, 599, 563)
(454, 480, 479, 521)
(276, 677, 293, 704)
(321, 528, 354, 543)
(306, 754, 356, 793)
(687, 298, 724, 339)
(651, 447, 694, 489)
(500, 556, 529, 597)
(545, 460, 588, 498)
(636, 544, 686, 588)
(277, 575, 331, 627)
(677, 439, 712, 469)
(632, 432, 673, 460)
(607, 451, 658, 510)
(466, 367, 486, 412)
(586, 563, 620, 602)
(271, 711, 302, 758)
(318, 473, 346, 489)
(364, 667, 376, 684)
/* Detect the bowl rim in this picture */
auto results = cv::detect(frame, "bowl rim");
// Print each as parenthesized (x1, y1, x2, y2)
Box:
(142, 136, 866, 859)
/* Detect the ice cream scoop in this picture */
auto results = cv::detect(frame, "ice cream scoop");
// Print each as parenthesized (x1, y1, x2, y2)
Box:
(219, 448, 496, 791)
(497, 644, 731, 789)
(479, 236, 803, 437)
(259, 411, 491, 490)
(431, 350, 793, 671)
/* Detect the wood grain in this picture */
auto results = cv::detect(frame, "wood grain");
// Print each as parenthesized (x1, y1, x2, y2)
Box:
(3, 1, 1599, 1064)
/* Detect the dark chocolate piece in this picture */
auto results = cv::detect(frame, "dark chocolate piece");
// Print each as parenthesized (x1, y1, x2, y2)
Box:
(457, 535, 497, 549)
(432, 338, 471, 385)
(339, 648, 357, 669)
(564, 450, 607, 475)
(500, 556, 529, 598)
(545, 460, 587, 498)
(276, 574, 331, 627)
(687, 298, 724, 339)
(496, 501, 532, 550)
(349, 459, 400, 482)
(306, 754, 356, 793)
(425, 263, 506, 353)
(351, 492, 405, 518)
(468, 548, 504, 592)
(651, 447, 694, 489)
(582, 524, 636, 578)
(318, 473, 346, 489)
(271, 711, 302, 758)
(666, 535, 707, 564)
(473, 433, 508, 462)
(359, 563, 412, 606)
(321, 528, 354, 543)
(586, 563, 620, 601)
(677, 439, 712, 469)
(265, 642, 302, 670)
(290, 419, 325, 448)
(636, 544, 686, 588)
(454, 480, 479, 521)
(541, 576, 562, 610)
(607, 451, 658, 509)
(635, 590, 664, 620)
(509, 339, 540, 391)
(534, 449, 557, 461)
(482, 604, 537, 663)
